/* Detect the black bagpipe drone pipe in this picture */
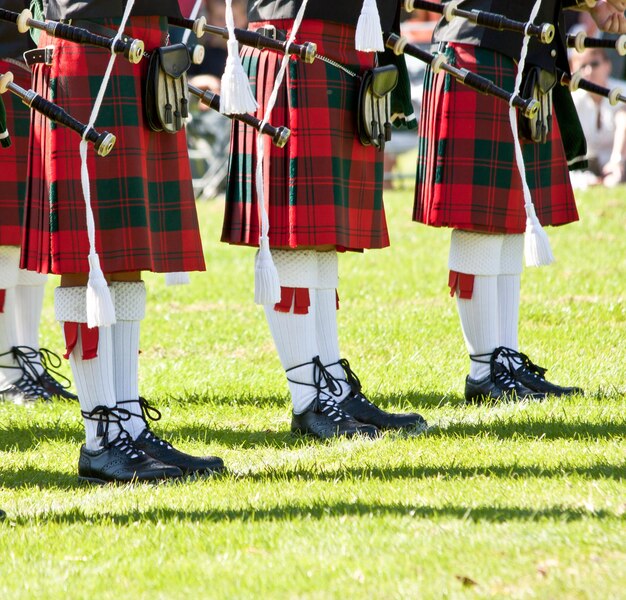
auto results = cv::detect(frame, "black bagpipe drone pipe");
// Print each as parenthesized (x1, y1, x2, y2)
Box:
(0, 8, 145, 63)
(0, 71, 116, 156)
(558, 68, 626, 105)
(567, 31, 626, 56)
(187, 83, 291, 147)
(403, 0, 555, 44)
(384, 33, 540, 118)
(168, 16, 317, 64)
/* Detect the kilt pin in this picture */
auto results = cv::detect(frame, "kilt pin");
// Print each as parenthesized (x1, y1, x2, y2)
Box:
(20, 16, 205, 275)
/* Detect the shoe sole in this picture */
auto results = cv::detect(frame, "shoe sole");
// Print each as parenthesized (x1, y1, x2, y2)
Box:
(291, 428, 380, 440)
(78, 473, 181, 485)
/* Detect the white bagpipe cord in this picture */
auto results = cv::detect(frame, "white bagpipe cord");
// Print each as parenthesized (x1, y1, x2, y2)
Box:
(356, 0, 384, 52)
(165, 0, 205, 288)
(80, 0, 136, 327)
(253, 0, 310, 305)
(508, 0, 554, 267)
(220, 0, 258, 114)
(181, 0, 204, 45)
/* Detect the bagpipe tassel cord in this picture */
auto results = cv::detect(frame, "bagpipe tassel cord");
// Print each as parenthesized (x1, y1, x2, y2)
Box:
(508, 0, 554, 267)
(356, 0, 384, 52)
(81, 0, 137, 327)
(164, 0, 203, 288)
(253, 0, 310, 305)
(0, 97, 10, 148)
(220, 0, 258, 114)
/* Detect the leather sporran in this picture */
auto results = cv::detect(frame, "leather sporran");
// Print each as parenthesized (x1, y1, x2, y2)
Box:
(518, 66, 557, 144)
(357, 64, 399, 151)
(145, 44, 191, 134)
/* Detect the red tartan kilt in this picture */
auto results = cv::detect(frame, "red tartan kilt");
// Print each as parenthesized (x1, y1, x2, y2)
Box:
(0, 62, 30, 247)
(20, 16, 205, 275)
(414, 43, 578, 234)
(222, 19, 389, 251)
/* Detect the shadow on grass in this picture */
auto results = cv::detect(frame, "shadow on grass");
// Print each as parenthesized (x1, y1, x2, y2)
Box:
(0, 424, 84, 451)
(2, 459, 624, 490)
(6, 501, 622, 526)
(241, 462, 626, 482)
(429, 419, 626, 440)
(3, 416, 624, 454)
(160, 390, 452, 410)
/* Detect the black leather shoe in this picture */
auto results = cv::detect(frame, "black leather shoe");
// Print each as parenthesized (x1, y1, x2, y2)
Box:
(0, 374, 51, 404)
(133, 428, 224, 476)
(291, 396, 380, 439)
(331, 358, 426, 431)
(78, 431, 182, 484)
(39, 369, 78, 400)
(495, 347, 583, 397)
(339, 391, 427, 431)
(465, 362, 545, 403)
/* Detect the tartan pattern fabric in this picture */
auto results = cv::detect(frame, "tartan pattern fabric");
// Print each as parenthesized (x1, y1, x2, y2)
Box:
(222, 19, 389, 251)
(21, 16, 204, 275)
(0, 63, 30, 247)
(414, 43, 578, 234)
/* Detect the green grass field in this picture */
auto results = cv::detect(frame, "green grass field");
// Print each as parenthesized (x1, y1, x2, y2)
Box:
(1, 185, 625, 599)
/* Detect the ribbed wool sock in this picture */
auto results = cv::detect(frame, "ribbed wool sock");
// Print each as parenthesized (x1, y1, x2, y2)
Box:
(14, 271, 48, 375)
(110, 281, 146, 439)
(69, 325, 119, 450)
(56, 286, 118, 450)
(456, 275, 499, 381)
(497, 274, 521, 351)
(0, 247, 20, 388)
(265, 294, 319, 414)
(314, 251, 351, 399)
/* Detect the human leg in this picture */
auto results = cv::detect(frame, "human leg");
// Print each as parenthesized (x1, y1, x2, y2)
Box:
(314, 251, 426, 430)
(265, 249, 378, 438)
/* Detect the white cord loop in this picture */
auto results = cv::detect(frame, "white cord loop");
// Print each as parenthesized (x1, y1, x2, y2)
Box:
(253, 0, 310, 304)
(508, 0, 554, 267)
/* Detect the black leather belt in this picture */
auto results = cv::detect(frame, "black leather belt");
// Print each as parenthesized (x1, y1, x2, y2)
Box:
(23, 47, 54, 67)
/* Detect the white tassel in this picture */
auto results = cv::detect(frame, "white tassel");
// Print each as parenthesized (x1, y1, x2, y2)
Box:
(165, 272, 190, 286)
(254, 236, 281, 305)
(220, 40, 258, 114)
(524, 213, 554, 267)
(220, 0, 258, 115)
(355, 0, 384, 52)
(86, 253, 116, 328)
(507, 0, 554, 269)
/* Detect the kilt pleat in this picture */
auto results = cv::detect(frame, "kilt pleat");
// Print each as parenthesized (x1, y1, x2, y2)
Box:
(20, 16, 204, 274)
(0, 62, 30, 247)
(222, 19, 389, 251)
(414, 43, 578, 234)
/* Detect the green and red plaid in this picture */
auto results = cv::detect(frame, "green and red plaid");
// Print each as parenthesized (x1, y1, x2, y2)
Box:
(222, 19, 389, 251)
(0, 62, 29, 247)
(414, 43, 578, 234)
(21, 16, 204, 275)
